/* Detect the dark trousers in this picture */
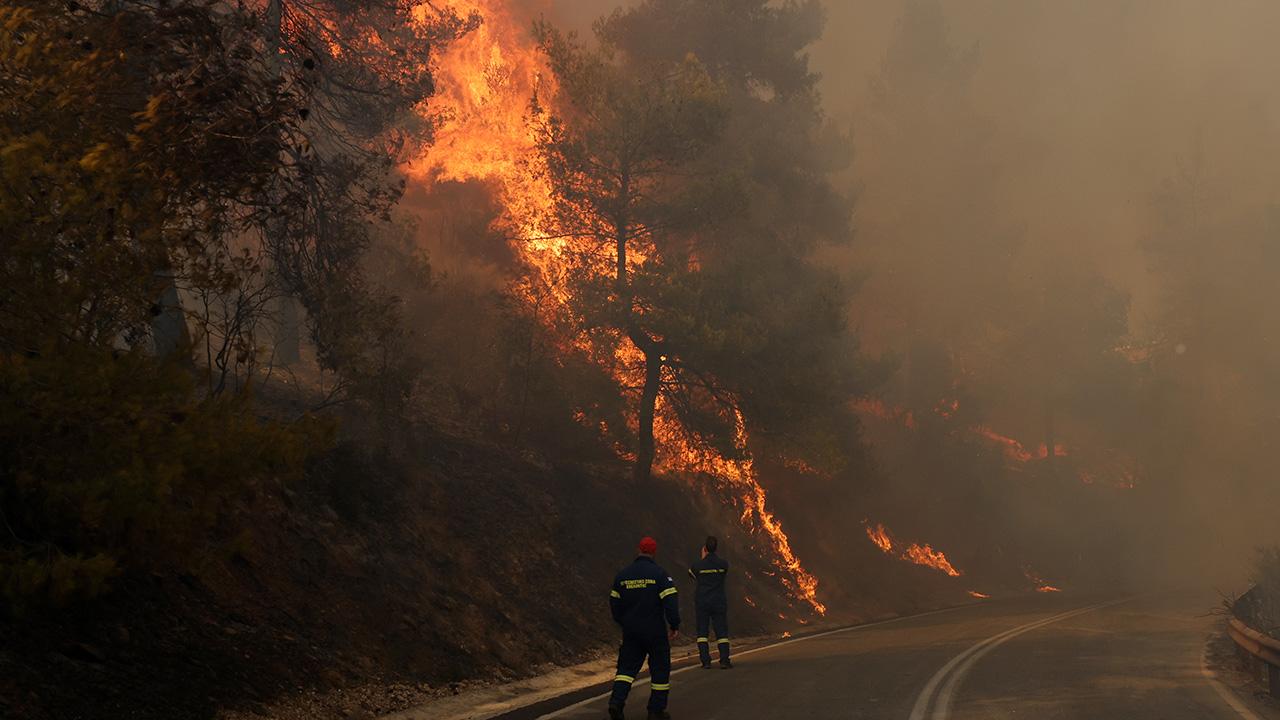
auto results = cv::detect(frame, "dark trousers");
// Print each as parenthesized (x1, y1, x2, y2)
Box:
(610, 633, 671, 712)
(695, 605, 730, 666)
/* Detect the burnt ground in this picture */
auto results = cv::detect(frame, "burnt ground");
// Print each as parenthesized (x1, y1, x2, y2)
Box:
(0, 425, 942, 720)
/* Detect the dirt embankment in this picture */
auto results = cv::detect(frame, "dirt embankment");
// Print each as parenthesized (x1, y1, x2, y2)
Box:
(1, 426, 871, 720)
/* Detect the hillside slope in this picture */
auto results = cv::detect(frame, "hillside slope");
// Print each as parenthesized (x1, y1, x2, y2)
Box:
(1, 426, 869, 720)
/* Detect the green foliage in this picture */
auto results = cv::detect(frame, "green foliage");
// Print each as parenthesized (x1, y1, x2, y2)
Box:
(1250, 546, 1280, 635)
(0, 346, 327, 611)
(0, 1, 329, 611)
(0, 0, 302, 351)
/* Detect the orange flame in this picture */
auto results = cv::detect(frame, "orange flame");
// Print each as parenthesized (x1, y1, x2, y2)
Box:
(1023, 567, 1062, 593)
(865, 523, 893, 554)
(865, 523, 962, 577)
(657, 409, 826, 614)
(902, 543, 962, 577)
(409, 1, 825, 615)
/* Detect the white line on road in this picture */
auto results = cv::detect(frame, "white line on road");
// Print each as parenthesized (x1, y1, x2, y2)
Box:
(538, 605, 969, 719)
(908, 598, 1133, 720)
(1200, 641, 1263, 720)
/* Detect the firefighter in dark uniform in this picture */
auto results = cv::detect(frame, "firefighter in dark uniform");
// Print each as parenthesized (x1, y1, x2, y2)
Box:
(608, 536, 680, 720)
(688, 535, 731, 669)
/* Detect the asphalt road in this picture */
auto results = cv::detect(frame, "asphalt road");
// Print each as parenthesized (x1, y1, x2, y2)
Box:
(533, 592, 1278, 720)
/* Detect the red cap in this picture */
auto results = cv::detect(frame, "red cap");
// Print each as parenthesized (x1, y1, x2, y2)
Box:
(638, 536, 658, 555)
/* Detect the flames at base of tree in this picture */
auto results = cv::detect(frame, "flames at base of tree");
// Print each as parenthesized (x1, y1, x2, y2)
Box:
(864, 522, 962, 577)
(407, 0, 826, 615)
(658, 409, 826, 615)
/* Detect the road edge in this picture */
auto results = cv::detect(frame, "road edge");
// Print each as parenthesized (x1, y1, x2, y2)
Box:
(522, 603, 976, 720)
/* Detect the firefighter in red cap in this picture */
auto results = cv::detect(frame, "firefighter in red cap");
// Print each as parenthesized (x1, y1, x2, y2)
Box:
(607, 536, 680, 720)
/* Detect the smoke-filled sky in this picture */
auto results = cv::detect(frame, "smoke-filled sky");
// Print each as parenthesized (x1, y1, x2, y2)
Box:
(462, 0, 1280, 581)
(547, 0, 1280, 332)
(816, 0, 1280, 330)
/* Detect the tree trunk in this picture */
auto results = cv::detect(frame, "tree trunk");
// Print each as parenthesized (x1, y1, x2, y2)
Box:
(151, 270, 189, 358)
(611, 168, 665, 482)
(263, 0, 303, 365)
(275, 294, 301, 364)
(265, 0, 282, 65)
(633, 347, 662, 483)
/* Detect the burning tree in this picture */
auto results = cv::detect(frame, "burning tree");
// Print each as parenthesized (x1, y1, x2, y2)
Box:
(247, 0, 468, 399)
(533, 0, 868, 484)
(531, 25, 730, 483)
(597, 0, 867, 469)
(404, 1, 859, 613)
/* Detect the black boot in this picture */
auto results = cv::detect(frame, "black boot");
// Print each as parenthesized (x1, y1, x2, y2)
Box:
(608, 704, 625, 720)
(719, 660, 734, 669)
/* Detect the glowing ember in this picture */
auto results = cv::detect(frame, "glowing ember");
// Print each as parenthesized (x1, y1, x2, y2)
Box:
(864, 523, 962, 577)
(1023, 567, 1062, 593)
(934, 398, 960, 419)
(743, 595, 757, 608)
(968, 590, 991, 599)
(853, 398, 916, 429)
(782, 631, 792, 638)
(974, 426, 1034, 463)
(974, 426, 1066, 465)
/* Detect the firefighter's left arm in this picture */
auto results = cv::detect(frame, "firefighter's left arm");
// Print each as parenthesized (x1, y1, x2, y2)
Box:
(609, 576, 624, 625)
(659, 574, 680, 630)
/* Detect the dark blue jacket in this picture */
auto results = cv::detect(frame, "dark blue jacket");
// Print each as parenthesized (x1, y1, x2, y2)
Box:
(688, 551, 729, 610)
(610, 556, 680, 637)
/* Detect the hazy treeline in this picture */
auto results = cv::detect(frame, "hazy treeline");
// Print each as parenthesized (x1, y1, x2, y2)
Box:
(816, 0, 1280, 582)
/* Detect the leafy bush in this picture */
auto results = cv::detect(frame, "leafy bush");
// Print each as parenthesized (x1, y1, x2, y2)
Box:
(0, 1, 328, 611)
(1250, 545, 1280, 636)
(0, 347, 327, 611)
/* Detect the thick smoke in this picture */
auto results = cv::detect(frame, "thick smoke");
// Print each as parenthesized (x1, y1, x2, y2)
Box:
(814, 0, 1280, 586)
